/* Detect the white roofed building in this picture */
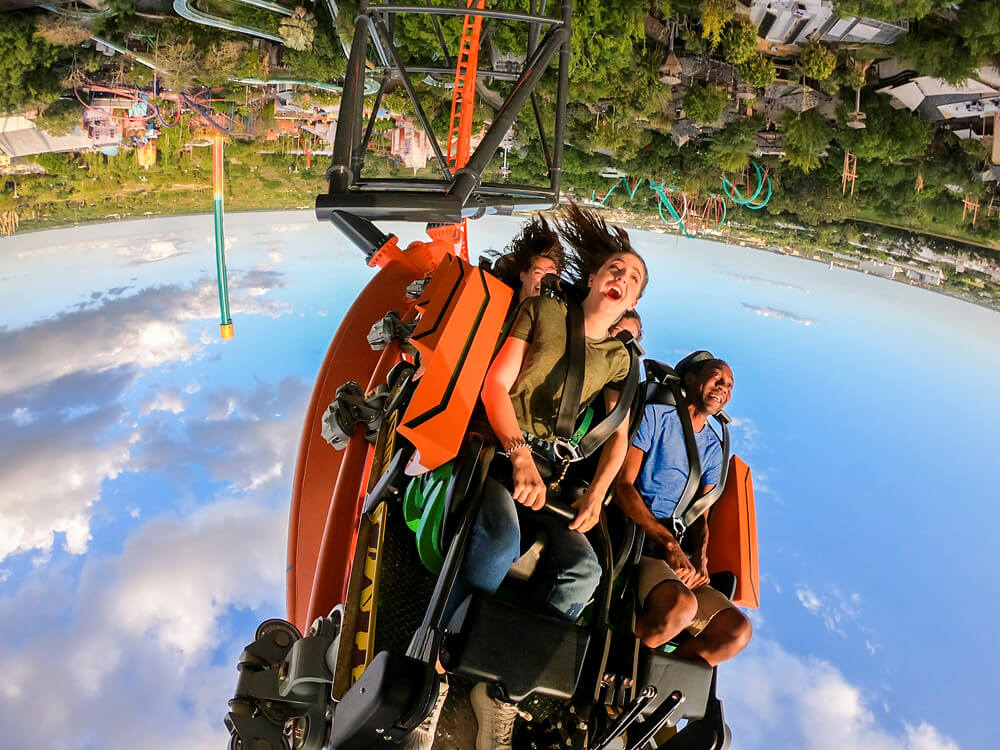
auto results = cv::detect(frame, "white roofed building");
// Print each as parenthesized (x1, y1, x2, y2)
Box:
(748, 1, 907, 48)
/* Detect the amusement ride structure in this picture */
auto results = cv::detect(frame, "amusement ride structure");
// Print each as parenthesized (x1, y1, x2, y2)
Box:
(224, 4, 759, 750)
(589, 163, 773, 238)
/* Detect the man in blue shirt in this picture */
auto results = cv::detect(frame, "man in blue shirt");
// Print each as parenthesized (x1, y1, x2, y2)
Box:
(614, 356, 752, 666)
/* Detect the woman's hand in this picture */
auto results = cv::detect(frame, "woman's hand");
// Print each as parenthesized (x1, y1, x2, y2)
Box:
(511, 449, 547, 510)
(569, 487, 603, 533)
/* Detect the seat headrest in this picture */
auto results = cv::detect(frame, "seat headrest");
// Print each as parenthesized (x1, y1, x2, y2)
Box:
(644, 358, 678, 384)
(674, 350, 716, 377)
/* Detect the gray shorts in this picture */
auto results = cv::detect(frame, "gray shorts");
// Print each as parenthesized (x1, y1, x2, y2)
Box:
(637, 555, 735, 636)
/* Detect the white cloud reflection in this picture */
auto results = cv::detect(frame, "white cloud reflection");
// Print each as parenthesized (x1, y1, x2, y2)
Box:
(0, 495, 284, 750)
(0, 271, 288, 399)
(725, 638, 961, 750)
(0, 267, 290, 562)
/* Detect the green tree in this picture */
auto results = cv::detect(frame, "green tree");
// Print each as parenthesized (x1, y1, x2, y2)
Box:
(568, 0, 646, 89)
(683, 82, 728, 124)
(35, 98, 83, 136)
(833, 0, 938, 21)
(700, 0, 735, 49)
(894, 24, 976, 84)
(722, 21, 757, 65)
(737, 53, 777, 89)
(282, 17, 346, 81)
(838, 95, 931, 164)
(706, 115, 762, 172)
(800, 41, 836, 82)
(33, 15, 93, 47)
(955, 0, 1000, 61)
(839, 63, 866, 92)
(0, 15, 62, 114)
(103, 0, 136, 19)
(280, 6, 316, 52)
(155, 37, 200, 92)
(782, 109, 832, 174)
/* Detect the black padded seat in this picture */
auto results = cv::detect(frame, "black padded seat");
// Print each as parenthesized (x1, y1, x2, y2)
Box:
(637, 650, 713, 720)
(442, 594, 590, 703)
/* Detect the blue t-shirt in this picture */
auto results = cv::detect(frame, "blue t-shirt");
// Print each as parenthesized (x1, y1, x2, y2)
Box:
(633, 404, 723, 520)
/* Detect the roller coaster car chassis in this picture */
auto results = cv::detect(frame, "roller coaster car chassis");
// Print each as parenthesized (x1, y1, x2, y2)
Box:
(227, 429, 734, 750)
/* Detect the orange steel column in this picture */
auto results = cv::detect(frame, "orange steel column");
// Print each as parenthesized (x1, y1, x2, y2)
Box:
(446, 0, 486, 170)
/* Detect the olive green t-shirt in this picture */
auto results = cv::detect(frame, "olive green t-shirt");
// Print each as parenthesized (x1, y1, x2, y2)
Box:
(507, 295, 630, 440)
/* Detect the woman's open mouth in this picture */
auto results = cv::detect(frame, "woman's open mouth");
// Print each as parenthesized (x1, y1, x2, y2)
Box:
(604, 285, 623, 301)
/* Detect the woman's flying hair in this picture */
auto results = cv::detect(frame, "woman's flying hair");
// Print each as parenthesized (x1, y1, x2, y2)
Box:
(486, 215, 565, 290)
(556, 202, 649, 295)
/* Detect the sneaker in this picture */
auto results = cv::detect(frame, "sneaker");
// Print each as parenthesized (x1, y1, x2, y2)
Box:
(470, 682, 531, 750)
(401, 678, 449, 750)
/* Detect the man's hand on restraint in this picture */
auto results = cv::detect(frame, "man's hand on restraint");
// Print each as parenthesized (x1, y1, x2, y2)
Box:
(662, 542, 704, 589)
(687, 551, 711, 590)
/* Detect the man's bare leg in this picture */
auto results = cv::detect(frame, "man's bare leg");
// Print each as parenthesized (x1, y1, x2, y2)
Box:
(671, 607, 752, 666)
(635, 580, 698, 649)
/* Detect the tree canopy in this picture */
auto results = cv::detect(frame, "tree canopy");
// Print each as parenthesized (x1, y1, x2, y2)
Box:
(700, 0, 735, 49)
(721, 21, 756, 65)
(800, 41, 836, 82)
(35, 98, 83, 136)
(0, 15, 62, 114)
(838, 95, 932, 164)
(706, 115, 762, 172)
(279, 6, 316, 52)
(782, 109, 832, 174)
(738, 53, 777, 89)
(895, 23, 977, 84)
(683, 82, 728, 124)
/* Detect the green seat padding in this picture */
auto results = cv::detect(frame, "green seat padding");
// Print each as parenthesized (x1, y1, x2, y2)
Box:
(402, 463, 454, 574)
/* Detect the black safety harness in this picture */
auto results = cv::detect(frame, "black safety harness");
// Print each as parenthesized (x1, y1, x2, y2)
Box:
(521, 291, 643, 490)
(641, 356, 731, 541)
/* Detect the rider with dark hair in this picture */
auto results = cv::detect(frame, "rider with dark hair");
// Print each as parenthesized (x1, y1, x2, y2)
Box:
(610, 309, 643, 342)
(487, 215, 566, 305)
(614, 355, 752, 667)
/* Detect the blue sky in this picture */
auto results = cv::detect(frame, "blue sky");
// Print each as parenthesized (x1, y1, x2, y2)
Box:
(1, 212, 995, 750)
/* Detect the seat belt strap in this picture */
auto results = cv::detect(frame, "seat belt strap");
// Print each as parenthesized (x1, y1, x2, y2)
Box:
(554, 301, 585, 439)
(576, 342, 640, 459)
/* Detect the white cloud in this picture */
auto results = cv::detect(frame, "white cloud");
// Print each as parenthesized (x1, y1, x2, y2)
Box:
(724, 639, 962, 750)
(139, 389, 186, 416)
(797, 586, 823, 612)
(118, 239, 188, 265)
(743, 303, 816, 326)
(130, 378, 308, 495)
(0, 496, 285, 750)
(0, 272, 292, 563)
(905, 723, 960, 750)
(0, 405, 135, 560)
(93, 498, 285, 658)
(0, 273, 288, 399)
(728, 414, 760, 453)
(10, 407, 34, 426)
(796, 584, 866, 637)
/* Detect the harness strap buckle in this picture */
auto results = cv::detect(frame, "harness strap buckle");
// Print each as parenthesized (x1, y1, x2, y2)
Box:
(669, 516, 687, 541)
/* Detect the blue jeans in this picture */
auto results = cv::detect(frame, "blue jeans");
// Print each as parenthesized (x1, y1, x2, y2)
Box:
(446, 475, 602, 624)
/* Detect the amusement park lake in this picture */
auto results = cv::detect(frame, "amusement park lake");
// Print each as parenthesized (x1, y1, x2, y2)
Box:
(1, 211, 996, 750)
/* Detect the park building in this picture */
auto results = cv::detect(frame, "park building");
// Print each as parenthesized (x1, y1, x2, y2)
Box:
(748, 1, 908, 48)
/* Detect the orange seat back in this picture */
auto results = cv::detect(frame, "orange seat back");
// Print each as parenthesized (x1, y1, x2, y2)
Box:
(707, 455, 760, 609)
(398, 256, 512, 472)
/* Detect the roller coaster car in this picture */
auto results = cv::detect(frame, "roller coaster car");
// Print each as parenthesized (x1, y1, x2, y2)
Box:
(225, 248, 759, 750)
